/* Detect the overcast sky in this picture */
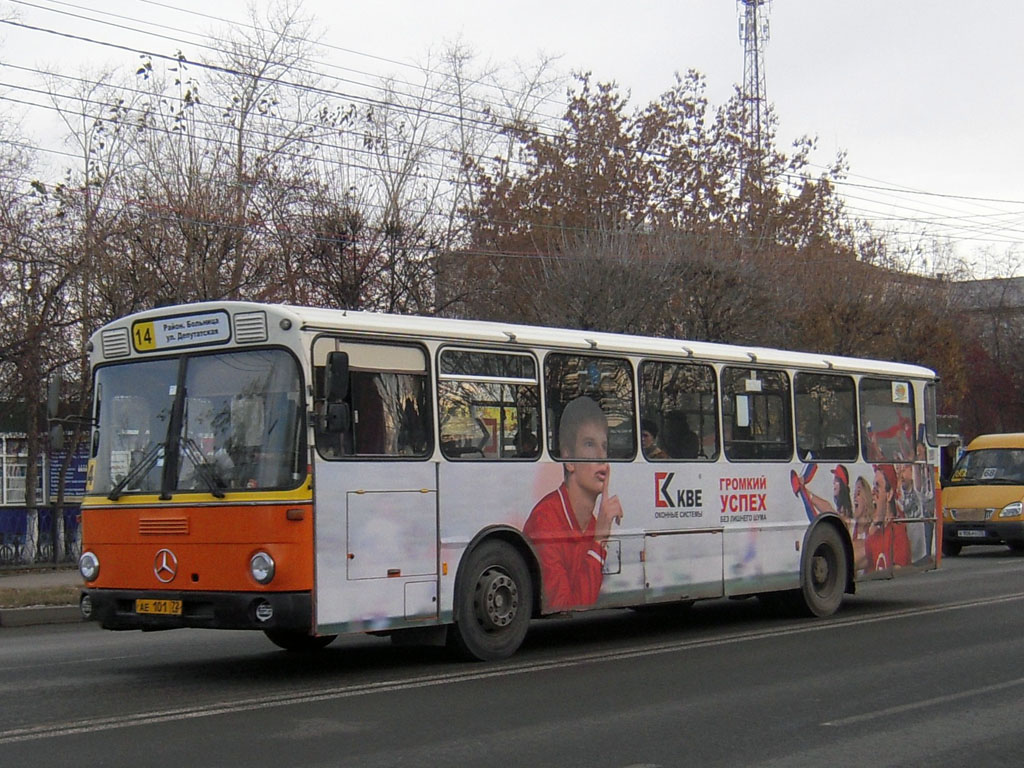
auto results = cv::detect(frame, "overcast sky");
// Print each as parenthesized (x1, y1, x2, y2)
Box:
(2, 0, 1022, 275)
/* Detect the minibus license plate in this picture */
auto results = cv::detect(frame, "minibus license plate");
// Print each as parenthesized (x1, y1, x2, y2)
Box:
(136, 599, 182, 615)
(957, 530, 986, 538)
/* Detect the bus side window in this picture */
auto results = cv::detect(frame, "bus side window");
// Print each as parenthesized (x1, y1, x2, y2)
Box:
(721, 367, 792, 461)
(438, 348, 540, 461)
(794, 372, 857, 462)
(859, 377, 915, 462)
(639, 360, 718, 461)
(545, 353, 635, 461)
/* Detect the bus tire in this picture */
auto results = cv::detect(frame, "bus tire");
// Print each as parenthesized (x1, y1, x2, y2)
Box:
(450, 539, 532, 661)
(941, 540, 961, 557)
(264, 629, 336, 652)
(798, 523, 846, 617)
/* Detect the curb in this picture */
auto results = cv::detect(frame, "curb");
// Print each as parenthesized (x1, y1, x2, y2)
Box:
(0, 605, 82, 628)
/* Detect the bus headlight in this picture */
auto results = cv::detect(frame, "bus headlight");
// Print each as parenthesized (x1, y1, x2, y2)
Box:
(250, 551, 275, 585)
(999, 501, 1023, 518)
(79, 551, 100, 581)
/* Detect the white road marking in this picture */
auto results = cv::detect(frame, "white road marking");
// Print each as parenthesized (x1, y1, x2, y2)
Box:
(2, 592, 1022, 745)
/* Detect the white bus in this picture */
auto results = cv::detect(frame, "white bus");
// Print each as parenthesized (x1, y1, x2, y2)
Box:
(78, 301, 940, 659)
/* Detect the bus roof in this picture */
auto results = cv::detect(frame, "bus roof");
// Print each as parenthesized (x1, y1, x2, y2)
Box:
(92, 300, 938, 380)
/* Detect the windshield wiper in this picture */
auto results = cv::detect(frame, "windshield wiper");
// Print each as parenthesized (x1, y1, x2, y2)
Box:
(179, 438, 227, 498)
(108, 443, 164, 501)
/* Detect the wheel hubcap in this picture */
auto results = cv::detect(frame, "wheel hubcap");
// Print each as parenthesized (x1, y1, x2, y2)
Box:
(812, 546, 833, 592)
(475, 567, 519, 630)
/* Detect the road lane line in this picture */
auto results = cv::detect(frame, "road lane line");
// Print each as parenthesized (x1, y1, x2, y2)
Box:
(0, 653, 139, 673)
(821, 676, 1024, 727)
(2, 591, 1023, 745)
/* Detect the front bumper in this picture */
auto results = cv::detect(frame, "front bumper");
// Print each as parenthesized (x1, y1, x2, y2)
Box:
(83, 588, 312, 632)
(943, 520, 1024, 546)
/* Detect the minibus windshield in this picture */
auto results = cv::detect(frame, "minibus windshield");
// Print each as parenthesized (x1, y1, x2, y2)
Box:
(948, 448, 1024, 486)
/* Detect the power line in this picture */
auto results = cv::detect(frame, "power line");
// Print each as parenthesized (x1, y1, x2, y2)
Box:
(6, 0, 569, 131)
(2, 4, 1022, 259)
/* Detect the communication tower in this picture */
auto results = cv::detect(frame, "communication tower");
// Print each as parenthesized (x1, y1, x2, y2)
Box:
(738, 0, 771, 156)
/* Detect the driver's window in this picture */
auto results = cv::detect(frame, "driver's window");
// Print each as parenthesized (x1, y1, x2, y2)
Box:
(312, 338, 432, 459)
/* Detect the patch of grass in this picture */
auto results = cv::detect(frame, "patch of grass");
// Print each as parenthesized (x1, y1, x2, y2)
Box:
(0, 585, 81, 609)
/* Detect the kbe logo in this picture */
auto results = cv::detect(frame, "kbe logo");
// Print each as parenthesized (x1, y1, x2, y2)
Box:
(654, 472, 703, 508)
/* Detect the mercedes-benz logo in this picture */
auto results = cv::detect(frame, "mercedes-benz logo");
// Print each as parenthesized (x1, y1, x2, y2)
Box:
(153, 549, 178, 583)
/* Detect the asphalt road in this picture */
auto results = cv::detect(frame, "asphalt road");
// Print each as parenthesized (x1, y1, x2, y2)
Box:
(2, 550, 1023, 768)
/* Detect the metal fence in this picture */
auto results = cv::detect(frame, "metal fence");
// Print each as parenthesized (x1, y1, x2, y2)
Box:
(0, 506, 81, 569)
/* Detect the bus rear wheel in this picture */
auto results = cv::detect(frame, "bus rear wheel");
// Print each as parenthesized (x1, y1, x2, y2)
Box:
(450, 540, 532, 661)
(799, 523, 847, 617)
(264, 629, 336, 652)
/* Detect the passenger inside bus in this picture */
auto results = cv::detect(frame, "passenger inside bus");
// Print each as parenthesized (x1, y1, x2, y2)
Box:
(641, 419, 668, 459)
(662, 412, 700, 459)
(517, 431, 538, 458)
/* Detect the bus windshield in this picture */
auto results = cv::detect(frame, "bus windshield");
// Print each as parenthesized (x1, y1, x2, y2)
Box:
(91, 349, 305, 496)
(948, 448, 1024, 486)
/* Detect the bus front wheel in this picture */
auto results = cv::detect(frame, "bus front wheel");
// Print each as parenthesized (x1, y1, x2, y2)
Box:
(264, 629, 336, 652)
(450, 540, 532, 661)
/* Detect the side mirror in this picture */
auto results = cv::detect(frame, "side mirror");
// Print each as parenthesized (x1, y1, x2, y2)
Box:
(324, 403, 351, 434)
(325, 351, 350, 402)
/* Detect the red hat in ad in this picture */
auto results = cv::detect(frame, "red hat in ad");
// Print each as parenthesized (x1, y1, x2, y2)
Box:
(831, 465, 849, 487)
(873, 464, 898, 492)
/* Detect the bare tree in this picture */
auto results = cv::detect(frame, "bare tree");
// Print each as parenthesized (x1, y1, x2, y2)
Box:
(517, 228, 687, 334)
(0, 129, 80, 562)
(118, 0, 325, 303)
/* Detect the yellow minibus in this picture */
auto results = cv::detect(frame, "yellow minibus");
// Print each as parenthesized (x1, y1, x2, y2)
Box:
(942, 433, 1024, 556)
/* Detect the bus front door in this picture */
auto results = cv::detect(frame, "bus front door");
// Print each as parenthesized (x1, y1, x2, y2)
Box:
(314, 464, 438, 632)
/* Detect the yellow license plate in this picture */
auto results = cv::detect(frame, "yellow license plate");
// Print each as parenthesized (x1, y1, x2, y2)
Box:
(135, 599, 182, 616)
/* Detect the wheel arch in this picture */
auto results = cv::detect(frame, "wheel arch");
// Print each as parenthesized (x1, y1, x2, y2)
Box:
(452, 525, 541, 622)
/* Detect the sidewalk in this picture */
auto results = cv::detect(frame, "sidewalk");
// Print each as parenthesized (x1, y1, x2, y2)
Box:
(0, 568, 84, 628)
